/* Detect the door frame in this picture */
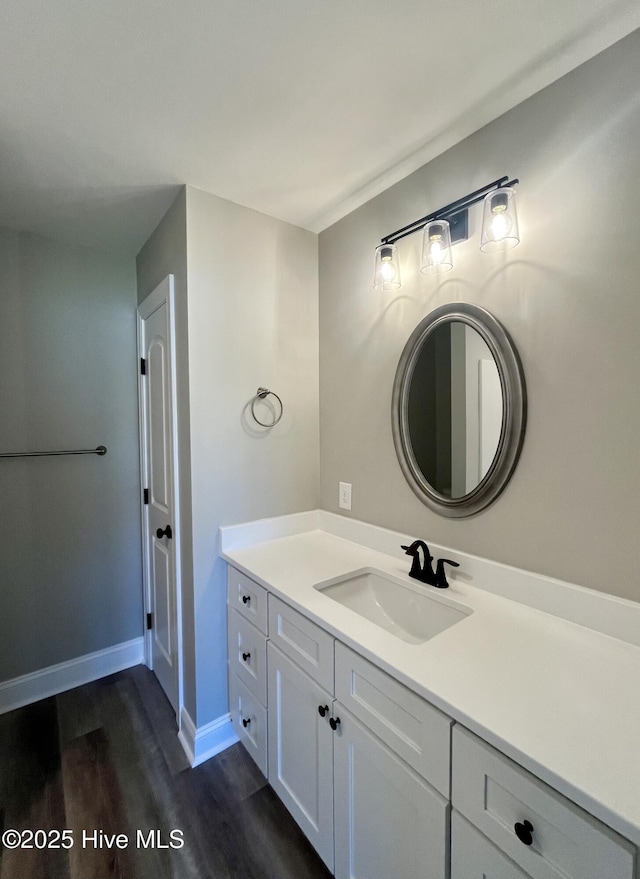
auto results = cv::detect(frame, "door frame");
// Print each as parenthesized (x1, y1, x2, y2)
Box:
(137, 274, 183, 722)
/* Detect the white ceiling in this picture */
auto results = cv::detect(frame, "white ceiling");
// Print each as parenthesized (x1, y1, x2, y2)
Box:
(1, 0, 639, 254)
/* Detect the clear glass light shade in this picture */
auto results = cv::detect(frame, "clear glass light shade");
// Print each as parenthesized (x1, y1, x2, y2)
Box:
(420, 220, 453, 274)
(480, 186, 519, 252)
(373, 243, 401, 291)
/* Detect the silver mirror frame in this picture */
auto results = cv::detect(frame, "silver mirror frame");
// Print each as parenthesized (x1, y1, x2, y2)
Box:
(392, 303, 527, 517)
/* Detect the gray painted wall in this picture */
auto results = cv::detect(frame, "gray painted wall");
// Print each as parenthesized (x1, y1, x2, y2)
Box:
(319, 30, 640, 602)
(0, 229, 142, 681)
(186, 186, 319, 726)
(136, 186, 319, 728)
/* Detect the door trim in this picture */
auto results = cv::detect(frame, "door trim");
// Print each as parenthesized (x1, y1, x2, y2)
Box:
(137, 275, 183, 722)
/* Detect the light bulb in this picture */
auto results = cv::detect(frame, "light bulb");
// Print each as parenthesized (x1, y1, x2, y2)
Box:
(429, 239, 443, 265)
(380, 259, 396, 282)
(490, 211, 508, 241)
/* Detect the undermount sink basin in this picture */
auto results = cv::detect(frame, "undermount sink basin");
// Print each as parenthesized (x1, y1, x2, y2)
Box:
(314, 567, 471, 644)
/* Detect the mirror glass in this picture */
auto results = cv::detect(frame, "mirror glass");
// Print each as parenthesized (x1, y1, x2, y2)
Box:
(392, 303, 526, 517)
(407, 321, 502, 499)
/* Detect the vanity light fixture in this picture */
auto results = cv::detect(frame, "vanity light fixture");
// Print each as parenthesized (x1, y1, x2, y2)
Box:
(374, 175, 519, 289)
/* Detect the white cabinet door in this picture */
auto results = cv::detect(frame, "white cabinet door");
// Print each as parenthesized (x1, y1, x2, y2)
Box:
(267, 642, 334, 871)
(333, 704, 449, 879)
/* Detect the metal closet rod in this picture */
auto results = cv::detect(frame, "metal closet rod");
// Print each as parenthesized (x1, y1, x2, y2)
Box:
(0, 445, 107, 459)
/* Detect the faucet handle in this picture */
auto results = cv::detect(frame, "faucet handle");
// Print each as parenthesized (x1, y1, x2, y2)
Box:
(434, 558, 459, 589)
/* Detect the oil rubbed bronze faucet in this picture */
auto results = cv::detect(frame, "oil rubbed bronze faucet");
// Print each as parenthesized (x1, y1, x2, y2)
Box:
(401, 540, 459, 589)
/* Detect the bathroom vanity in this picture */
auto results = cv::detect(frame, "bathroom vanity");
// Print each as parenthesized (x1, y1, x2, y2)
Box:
(222, 512, 640, 879)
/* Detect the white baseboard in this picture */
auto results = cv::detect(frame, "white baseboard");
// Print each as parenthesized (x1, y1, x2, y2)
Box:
(0, 637, 145, 716)
(178, 707, 238, 768)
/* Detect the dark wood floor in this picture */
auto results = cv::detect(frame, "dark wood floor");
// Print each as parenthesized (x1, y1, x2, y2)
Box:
(0, 666, 333, 879)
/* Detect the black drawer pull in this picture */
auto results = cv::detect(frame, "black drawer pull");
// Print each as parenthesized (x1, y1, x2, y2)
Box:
(318, 705, 329, 717)
(514, 820, 534, 846)
(242, 595, 250, 605)
(242, 717, 251, 728)
(329, 716, 341, 731)
(156, 525, 172, 540)
(242, 652, 251, 662)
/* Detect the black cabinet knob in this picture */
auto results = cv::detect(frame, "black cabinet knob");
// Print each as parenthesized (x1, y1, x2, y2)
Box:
(329, 716, 341, 731)
(318, 705, 329, 717)
(156, 525, 172, 540)
(514, 820, 534, 846)
(242, 652, 250, 662)
(242, 717, 251, 728)
(242, 595, 250, 605)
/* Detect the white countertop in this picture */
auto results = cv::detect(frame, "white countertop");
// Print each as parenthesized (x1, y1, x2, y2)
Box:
(221, 517, 640, 848)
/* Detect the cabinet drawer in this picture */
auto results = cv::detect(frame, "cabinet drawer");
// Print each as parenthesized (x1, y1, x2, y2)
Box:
(335, 642, 451, 796)
(268, 596, 334, 693)
(228, 673, 267, 777)
(451, 810, 530, 879)
(227, 566, 268, 634)
(452, 726, 635, 879)
(228, 609, 267, 704)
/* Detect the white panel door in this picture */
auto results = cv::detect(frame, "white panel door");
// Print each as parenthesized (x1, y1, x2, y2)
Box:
(139, 277, 179, 713)
(333, 704, 449, 879)
(267, 642, 334, 871)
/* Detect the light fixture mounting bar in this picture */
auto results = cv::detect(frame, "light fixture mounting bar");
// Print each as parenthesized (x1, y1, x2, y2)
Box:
(381, 176, 519, 246)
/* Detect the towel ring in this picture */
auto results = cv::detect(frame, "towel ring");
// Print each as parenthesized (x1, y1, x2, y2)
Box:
(251, 387, 283, 427)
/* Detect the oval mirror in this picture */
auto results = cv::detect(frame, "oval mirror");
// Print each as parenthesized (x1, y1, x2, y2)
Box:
(392, 303, 526, 517)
